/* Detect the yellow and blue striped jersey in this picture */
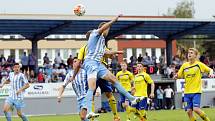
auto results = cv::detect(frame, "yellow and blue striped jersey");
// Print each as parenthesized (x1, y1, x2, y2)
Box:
(177, 61, 212, 94)
(133, 72, 153, 97)
(116, 70, 134, 91)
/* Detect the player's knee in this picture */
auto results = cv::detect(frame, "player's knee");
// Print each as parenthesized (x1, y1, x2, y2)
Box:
(186, 109, 193, 116)
(193, 107, 200, 113)
(3, 107, 9, 113)
(88, 78, 97, 89)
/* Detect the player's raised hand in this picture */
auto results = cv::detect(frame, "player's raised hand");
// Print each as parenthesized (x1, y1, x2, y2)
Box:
(113, 14, 122, 22)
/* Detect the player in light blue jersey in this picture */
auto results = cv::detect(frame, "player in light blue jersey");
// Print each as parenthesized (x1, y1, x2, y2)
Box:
(0, 63, 30, 121)
(70, 15, 144, 119)
(58, 57, 98, 121)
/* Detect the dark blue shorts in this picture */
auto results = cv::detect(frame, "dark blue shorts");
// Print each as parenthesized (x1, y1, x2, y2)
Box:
(94, 78, 113, 94)
(120, 91, 131, 103)
(132, 98, 147, 110)
(184, 93, 201, 111)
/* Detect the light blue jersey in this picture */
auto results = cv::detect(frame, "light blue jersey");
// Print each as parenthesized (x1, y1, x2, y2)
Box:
(85, 29, 105, 62)
(63, 69, 88, 101)
(7, 72, 29, 100)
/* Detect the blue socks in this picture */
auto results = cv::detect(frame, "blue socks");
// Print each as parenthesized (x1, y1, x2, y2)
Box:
(113, 81, 135, 101)
(4, 111, 28, 121)
(20, 114, 28, 121)
(86, 89, 94, 113)
(4, 112, 12, 121)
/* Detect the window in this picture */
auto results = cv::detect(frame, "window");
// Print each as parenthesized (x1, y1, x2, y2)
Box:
(19, 49, 25, 59)
(123, 48, 127, 58)
(55, 49, 60, 57)
(132, 48, 136, 57)
(71, 48, 77, 57)
(0, 49, 4, 56)
(10, 49, 15, 57)
(142, 48, 146, 56)
(161, 48, 165, 56)
(152, 48, 156, 56)
(46, 49, 53, 60)
(38, 49, 41, 59)
(63, 49, 69, 59)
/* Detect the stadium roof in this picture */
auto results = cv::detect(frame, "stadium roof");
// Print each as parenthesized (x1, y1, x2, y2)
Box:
(1, 14, 215, 41)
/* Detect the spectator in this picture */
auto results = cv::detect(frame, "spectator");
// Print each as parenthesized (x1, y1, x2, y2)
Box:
(28, 53, 36, 73)
(37, 68, 44, 83)
(54, 52, 63, 68)
(152, 55, 157, 65)
(137, 54, 143, 62)
(43, 53, 50, 67)
(111, 55, 118, 75)
(1, 67, 9, 84)
(166, 64, 176, 78)
(199, 52, 206, 63)
(44, 64, 52, 83)
(156, 86, 164, 109)
(159, 54, 165, 74)
(67, 55, 73, 68)
(21, 52, 29, 73)
(58, 64, 66, 81)
(164, 85, 174, 109)
(52, 64, 59, 82)
(29, 70, 36, 83)
(0, 54, 6, 66)
(142, 52, 152, 66)
(6, 55, 15, 67)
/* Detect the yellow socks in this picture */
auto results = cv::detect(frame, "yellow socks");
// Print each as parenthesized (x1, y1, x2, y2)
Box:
(190, 116, 197, 121)
(199, 112, 210, 121)
(108, 95, 119, 118)
(125, 106, 131, 120)
(138, 110, 147, 121)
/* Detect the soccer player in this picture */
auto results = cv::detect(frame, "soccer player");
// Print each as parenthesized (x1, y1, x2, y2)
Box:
(70, 15, 144, 119)
(131, 62, 155, 121)
(0, 63, 30, 121)
(174, 48, 213, 121)
(78, 43, 121, 121)
(116, 61, 134, 121)
(58, 57, 95, 121)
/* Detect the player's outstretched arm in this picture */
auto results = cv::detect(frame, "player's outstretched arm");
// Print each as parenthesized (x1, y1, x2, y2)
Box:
(57, 86, 65, 103)
(149, 82, 155, 98)
(98, 14, 122, 35)
(0, 80, 10, 88)
(104, 50, 123, 59)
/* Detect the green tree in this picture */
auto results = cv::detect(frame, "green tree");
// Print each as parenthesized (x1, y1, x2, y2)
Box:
(164, 0, 206, 59)
(164, 0, 195, 18)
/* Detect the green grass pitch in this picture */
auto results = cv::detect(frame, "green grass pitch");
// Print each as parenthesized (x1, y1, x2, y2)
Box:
(0, 108, 214, 121)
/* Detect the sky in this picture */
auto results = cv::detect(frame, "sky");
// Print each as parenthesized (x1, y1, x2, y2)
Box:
(0, 0, 214, 19)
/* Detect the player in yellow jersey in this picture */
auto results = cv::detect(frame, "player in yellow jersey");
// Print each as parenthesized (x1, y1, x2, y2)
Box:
(131, 63, 155, 121)
(77, 31, 121, 121)
(116, 62, 134, 121)
(174, 48, 214, 121)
